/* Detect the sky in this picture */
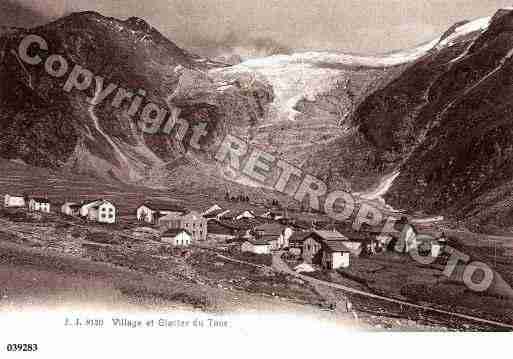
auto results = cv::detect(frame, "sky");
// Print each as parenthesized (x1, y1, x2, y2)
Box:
(2, 0, 513, 54)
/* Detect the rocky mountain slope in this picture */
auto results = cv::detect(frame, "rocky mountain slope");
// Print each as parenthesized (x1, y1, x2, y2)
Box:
(307, 9, 513, 229)
(1, 10, 420, 193)
(215, 47, 436, 168)
(0, 11, 273, 184)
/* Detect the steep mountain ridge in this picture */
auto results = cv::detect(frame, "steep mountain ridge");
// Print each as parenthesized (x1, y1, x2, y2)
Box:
(217, 49, 416, 168)
(0, 11, 273, 184)
(307, 8, 513, 229)
(1, 10, 419, 192)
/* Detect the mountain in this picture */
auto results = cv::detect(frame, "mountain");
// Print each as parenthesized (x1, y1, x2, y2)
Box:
(216, 48, 432, 167)
(0, 12, 276, 186)
(0, 10, 424, 192)
(0, 0, 51, 28)
(307, 9, 513, 230)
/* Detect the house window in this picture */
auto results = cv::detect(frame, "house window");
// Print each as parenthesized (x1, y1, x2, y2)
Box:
(102, 208, 106, 212)
(101, 214, 106, 219)
(108, 214, 113, 219)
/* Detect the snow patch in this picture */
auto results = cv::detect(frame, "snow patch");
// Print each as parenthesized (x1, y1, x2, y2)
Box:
(437, 16, 491, 48)
(214, 40, 440, 123)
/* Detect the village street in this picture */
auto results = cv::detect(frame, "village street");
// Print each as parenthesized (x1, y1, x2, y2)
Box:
(1, 187, 513, 331)
(271, 252, 513, 330)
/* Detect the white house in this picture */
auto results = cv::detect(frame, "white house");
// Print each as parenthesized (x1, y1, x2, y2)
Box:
(207, 220, 236, 241)
(204, 208, 231, 220)
(235, 210, 256, 220)
(158, 210, 207, 242)
(80, 200, 116, 224)
(302, 230, 351, 269)
(241, 239, 272, 255)
(136, 202, 186, 224)
(28, 198, 51, 213)
(253, 222, 294, 250)
(201, 204, 222, 216)
(161, 229, 192, 247)
(322, 243, 351, 269)
(395, 223, 420, 253)
(4, 194, 26, 208)
(430, 241, 443, 258)
(61, 202, 81, 216)
(260, 210, 284, 220)
(417, 235, 446, 258)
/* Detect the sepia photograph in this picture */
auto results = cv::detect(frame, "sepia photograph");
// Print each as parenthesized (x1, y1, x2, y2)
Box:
(0, 0, 512, 357)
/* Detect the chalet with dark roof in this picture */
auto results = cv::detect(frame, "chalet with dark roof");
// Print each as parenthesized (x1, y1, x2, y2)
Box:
(28, 197, 51, 213)
(159, 210, 207, 242)
(137, 201, 186, 224)
(302, 230, 352, 269)
(253, 222, 294, 250)
(207, 220, 236, 240)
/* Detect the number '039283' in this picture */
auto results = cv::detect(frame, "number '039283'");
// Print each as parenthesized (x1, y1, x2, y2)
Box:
(6, 344, 38, 352)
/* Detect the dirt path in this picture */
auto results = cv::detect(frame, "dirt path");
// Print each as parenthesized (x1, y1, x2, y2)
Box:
(271, 252, 513, 330)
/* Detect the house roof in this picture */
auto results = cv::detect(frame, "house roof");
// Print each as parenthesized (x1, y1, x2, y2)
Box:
(324, 240, 351, 253)
(89, 200, 115, 209)
(140, 201, 186, 212)
(337, 229, 370, 242)
(204, 208, 227, 218)
(159, 210, 205, 222)
(180, 210, 204, 219)
(313, 230, 348, 241)
(208, 220, 235, 235)
(252, 208, 270, 216)
(290, 219, 312, 230)
(159, 212, 182, 221)
(236, 210, 256, 217)
(255, 222, 285, 235)
(304, 231, 351, 253)
(245, 239, 272, 246)
(31, 197, 50, 203)
(162, 228, 191, 237)
(269, 210, 285, 216)
(202, 204, 222, 215)
(289, 231, 312, 244)
(259, 234, 280, 242)
(83, 198, 105, 204)
(82, 199, 114, 208)
(219, 219, 261, 230)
